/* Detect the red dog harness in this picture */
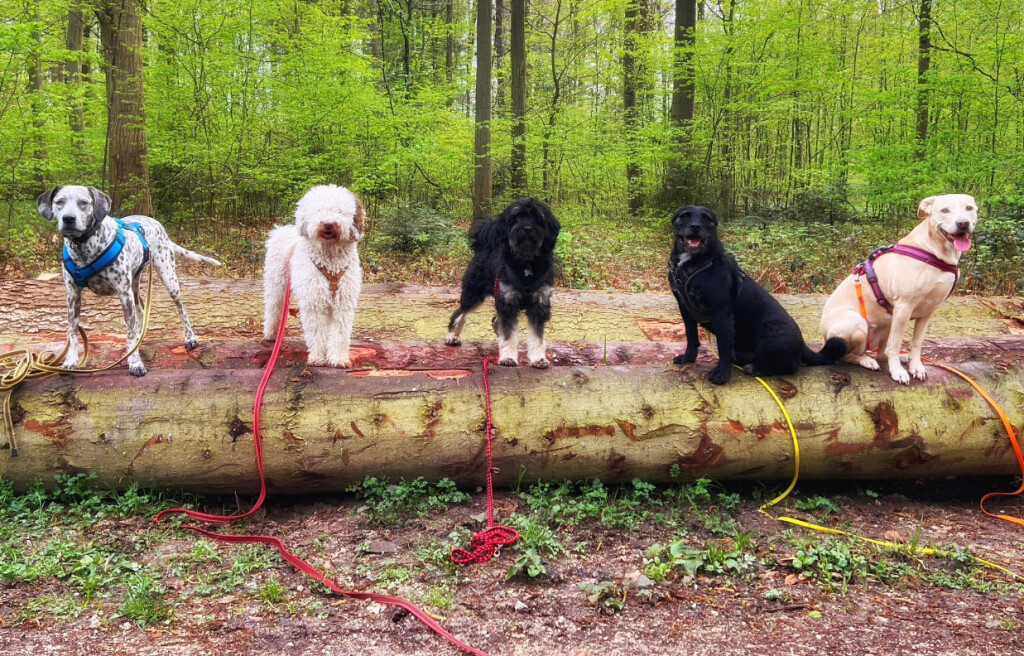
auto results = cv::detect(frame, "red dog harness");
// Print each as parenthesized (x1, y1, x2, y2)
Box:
(852, 244, 959, 313)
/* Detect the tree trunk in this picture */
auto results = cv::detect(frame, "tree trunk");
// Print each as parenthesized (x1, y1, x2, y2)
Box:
(66, 10, 86, 135)
(666, 0, 696, 205)
(4, 348, 1022, 493)
(29, 8, 47, 191)
(494, 0, 506, 115)
(509, 0, 527, 193)
(623, 0, 644, 216)
(916, 0, 932, 160)
(96, 0, 153, 216)
(445, 0, 454, 88)
(472, 0, 493, 219)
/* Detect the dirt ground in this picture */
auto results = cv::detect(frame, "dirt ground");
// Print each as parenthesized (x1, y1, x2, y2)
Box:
(2, 480, 1022, 656)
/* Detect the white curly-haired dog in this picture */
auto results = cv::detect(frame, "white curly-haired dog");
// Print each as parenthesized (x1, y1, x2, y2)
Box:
(263, 185, 364, 367)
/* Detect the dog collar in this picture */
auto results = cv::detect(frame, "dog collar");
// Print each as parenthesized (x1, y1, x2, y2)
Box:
(852, 244, 959, 313)
(68, 220, 104, 244)
(63, 219, 150, 288)
(315, 264, 347, 293)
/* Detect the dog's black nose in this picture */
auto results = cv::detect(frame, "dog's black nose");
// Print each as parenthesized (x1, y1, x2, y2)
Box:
(956, 219, 970, 231)
(62, 215, 76, 225)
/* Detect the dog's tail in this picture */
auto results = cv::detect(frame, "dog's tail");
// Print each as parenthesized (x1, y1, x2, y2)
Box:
(467, 214, 502, 254)
(801, 337, 847, 366)
(173, 244, 222, 267)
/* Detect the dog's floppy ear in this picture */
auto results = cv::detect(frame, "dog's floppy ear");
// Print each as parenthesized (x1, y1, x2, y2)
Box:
(917, 196, 937, 219)
(353, 196, 366, 239)
(88, 186, 111, 222)
(36, 186, 61, 220)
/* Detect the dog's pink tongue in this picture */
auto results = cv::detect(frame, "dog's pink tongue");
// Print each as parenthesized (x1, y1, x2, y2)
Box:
(687, 238, 701, 247)
(953, 235, 972, 252)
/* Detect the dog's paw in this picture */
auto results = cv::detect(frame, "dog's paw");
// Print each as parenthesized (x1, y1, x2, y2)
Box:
(184, 337, 199, 351)
(61, 357, 79, 372)
(742, 364, 760, 376)
(529, 357, 550, 369)
(889, 366, 911, 385)
(444, 333, 462, 347)
(331, 359, 351, 369)
(498, 357, 519, 367)
(129, 362, 147, 377)
(908, 360, 927, 381)
(854, 354, 880, 371)
(306, 356, 327, 367)
(673, 351, 698, 365)
(707, 366, 732, 385)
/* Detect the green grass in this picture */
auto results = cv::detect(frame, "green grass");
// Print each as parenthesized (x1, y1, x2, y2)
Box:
(346, 476, 471, 526)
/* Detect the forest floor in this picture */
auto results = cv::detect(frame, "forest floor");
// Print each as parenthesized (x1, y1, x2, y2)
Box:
(2, 476, 1023, 656)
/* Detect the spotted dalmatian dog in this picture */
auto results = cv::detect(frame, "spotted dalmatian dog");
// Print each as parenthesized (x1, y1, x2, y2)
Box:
(36, 185, 222, 376)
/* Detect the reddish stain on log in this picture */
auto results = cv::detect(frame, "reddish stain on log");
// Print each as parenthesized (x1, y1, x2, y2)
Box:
(129, 435, 166, 472)
(893, 443, 934, 469)
(350, 369, 415, 378)
(341, 449, 351, 467)
(872, 401, 900, 448)
(777, 380, 798, 400)
(332, 429, 349, 443)
(421, 400, 443, 438)
(606, 451, 627, 478)
(753, 421, 786, 439)
(283, 430, 300, 442)
(635, 318, 687, 342)
(376, 414, 406, 436)
(830, 371, 851, 395)
(615, 419, 638, 441)
(676, 428, 725, 472)
(724, 419, 745, 434)
(24, 418, 73, 447)
(545, 424, 616, 442)
(958, 417, 984, 443)
(825, 427, 871, 456)
(425, 369, 472, 380)
(350, 421, 365, 438)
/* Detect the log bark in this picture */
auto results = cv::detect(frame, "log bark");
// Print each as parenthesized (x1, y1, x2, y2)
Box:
(3, 348, 1022, 493)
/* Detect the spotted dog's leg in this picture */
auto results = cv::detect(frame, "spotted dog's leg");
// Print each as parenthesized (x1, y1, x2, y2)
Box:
(62, 283, 82, 370)
(525, 286, 553, 368)
(118, 288, 146, 377)
(446, 276, 490, 346)
(154, 255, 198, 349)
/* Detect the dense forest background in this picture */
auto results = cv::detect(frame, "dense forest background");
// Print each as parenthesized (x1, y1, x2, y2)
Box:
(1, 0, 1022, 293)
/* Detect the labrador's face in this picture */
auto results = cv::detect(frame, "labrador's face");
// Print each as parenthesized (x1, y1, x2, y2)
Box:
(918, 194, 978, 253)
(672, 205, 719, 257)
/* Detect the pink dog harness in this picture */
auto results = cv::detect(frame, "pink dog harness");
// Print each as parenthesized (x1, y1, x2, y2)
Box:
(852, 244, 959, 313)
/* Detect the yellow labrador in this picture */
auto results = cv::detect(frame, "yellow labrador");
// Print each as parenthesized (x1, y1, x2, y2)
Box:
(820, 194, 978, 385)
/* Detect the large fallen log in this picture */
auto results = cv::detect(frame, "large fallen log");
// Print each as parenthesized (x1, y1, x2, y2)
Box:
(2, 338, 1022, 492)
(2, 278, 1022, 492)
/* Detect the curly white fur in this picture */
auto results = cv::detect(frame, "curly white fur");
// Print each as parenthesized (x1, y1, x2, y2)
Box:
(263, 185, 364, 367)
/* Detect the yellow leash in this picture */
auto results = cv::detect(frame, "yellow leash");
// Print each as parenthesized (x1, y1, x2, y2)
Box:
(1, 267, 155, 457)
(699, 328, 1022, 580)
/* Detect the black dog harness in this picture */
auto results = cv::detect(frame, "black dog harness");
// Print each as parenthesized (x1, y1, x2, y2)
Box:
(62, 219, 150, 289)
(671, 259, 716, 324)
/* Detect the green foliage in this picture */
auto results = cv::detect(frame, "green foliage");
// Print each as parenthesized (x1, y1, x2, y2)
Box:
(790, 539, 868, 592)
(645, 533, 758, 579)
(794, 495, 842, 520)
(372, 202, 461, 255)
(119, 574, 173, 626)
(579, 581, 626, 613)
(346, 476, 470, 526)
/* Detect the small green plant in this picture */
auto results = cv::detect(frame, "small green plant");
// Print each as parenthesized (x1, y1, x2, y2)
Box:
(259, 579, 288, 606)
(374, 202, 459, 254)
(794, 495, 842, 519)
(579, 581, 626, 613)
(790, 539, 867, 592)
(646, 534, 757, 579)
(347, 476, 470, 526)
(119, 574, 173, 626)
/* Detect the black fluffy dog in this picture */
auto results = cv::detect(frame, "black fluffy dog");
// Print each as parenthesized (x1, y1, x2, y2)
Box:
(445, 198, 561, 367)
(668, 205, 845, 384)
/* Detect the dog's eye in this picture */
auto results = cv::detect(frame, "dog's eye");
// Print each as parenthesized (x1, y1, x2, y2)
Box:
(940, 208, 950, 213)
(78, 200, 89, 209)
(55, 199, 65, 207)
(966, 206, 974, 211)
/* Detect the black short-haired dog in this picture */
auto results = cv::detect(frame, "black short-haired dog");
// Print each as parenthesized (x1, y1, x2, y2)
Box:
(668, 205, 845, 384)
(445, 198, 560, 368)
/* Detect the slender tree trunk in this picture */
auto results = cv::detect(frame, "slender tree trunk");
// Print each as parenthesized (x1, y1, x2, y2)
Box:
(494, 0, 506, 116)
(916, 0, 931, 160)
(510, 0, 528, 192)
(623, 0, 645, 216)
(667, 0, 696, 205)
(542, 0, 562, 197)
(445, 0, 454, 87)
(29, 12, 47, 191)
(96, 0, 153, 215)
(66, 10, 86, 136)
(472, 0, 493, 219)
(718, 0, 735, 218)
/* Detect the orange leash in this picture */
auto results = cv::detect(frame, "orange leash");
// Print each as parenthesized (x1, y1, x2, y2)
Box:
(853, 277, 1024, 526)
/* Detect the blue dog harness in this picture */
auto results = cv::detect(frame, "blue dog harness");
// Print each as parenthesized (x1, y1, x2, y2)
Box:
(62, 219, 150, 288)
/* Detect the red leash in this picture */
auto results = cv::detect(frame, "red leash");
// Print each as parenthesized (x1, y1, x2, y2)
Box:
(155, 278, 494, 656)
(450, 357, 520, 564)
